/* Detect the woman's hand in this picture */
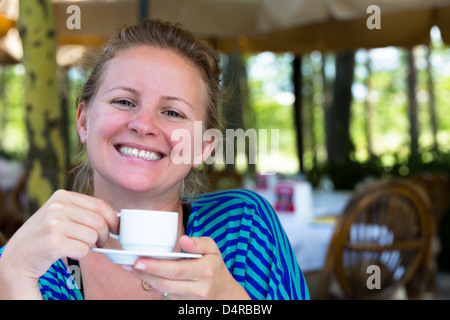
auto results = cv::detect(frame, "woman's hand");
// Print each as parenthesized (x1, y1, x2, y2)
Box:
(0, 190, 119, 299)
(128, 235, 251, 300)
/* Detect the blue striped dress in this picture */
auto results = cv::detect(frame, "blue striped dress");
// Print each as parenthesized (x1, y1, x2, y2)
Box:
(0, 189, 309, 300)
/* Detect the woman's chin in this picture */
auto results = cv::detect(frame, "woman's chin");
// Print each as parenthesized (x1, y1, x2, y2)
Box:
(117, 181, 157, 193)
(116, 177, 179, 196)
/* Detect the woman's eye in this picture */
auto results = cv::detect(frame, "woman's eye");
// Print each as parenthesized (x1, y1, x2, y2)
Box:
(114, 100, 135, 108)
(164, 110, 182, 118)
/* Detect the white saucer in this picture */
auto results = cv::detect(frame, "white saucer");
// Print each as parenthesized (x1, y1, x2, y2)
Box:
(92, 248, 202, 265)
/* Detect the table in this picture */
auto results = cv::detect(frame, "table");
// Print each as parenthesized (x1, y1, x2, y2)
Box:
(277, 191, 352, 273)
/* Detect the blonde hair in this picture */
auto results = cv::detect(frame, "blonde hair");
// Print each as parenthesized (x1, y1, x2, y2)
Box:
(70, 19, 222, 199)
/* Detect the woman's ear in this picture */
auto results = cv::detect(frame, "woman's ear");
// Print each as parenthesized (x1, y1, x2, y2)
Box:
(76, 101, 88, 144)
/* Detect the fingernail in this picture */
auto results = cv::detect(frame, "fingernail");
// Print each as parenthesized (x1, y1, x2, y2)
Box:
(134, 262, 146, 270)
(121, 264, 133, 272)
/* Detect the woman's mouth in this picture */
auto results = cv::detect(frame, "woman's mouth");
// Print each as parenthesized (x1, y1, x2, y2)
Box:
(116, 145, 163, 161)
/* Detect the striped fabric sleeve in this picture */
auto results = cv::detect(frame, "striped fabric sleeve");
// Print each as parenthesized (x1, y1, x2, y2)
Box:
(186, 189, 310, 300)
(38, 259, 84, 300)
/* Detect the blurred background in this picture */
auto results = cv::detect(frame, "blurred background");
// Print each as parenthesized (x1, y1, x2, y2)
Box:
(2, 0, 450, 299)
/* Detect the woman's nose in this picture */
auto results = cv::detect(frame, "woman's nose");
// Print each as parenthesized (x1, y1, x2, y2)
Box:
(127, 109, 160, 136)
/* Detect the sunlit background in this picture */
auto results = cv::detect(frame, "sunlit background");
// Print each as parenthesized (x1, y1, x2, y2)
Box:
(2, 26, 450, 180)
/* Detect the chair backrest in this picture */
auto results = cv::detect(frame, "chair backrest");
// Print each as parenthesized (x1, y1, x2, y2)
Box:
(410, 171, 449, 224)
(321, 178, 433, 299)
(0, 173, 27, 239)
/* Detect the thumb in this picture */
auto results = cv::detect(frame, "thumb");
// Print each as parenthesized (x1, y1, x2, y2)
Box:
(179, 235, 219, 255)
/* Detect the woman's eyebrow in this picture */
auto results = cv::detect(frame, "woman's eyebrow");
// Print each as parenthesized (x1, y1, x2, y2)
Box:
(106, 87, 193, 109)
(106, 86, 140, 96)
(162, 96, 193, 110)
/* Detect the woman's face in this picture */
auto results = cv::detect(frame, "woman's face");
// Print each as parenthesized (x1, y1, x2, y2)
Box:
(76, 45, 210, 197)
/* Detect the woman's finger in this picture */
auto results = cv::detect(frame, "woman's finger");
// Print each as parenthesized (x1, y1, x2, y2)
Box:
(57, 190, 120, 235)
(64, 206, 111, 248)
(63, 219, 101, 248)
(130, 268, 206, 300)
(133, 258, 202, 281)
(179, 236, 220, 255)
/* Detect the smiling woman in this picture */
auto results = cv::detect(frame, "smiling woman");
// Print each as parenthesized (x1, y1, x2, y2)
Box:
(75, 45, 206, 201)
(0, 19, 309, 300)
(71, 25, 220, 199)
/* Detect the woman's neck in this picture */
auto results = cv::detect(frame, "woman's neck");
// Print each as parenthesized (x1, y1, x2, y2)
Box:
(93, 179, 182, 213)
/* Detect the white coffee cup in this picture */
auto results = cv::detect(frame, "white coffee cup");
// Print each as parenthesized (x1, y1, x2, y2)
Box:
(110, 209, 179, 252)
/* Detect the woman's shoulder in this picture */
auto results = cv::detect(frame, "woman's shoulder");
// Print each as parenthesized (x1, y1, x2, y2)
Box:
(187, 188, 279, 229)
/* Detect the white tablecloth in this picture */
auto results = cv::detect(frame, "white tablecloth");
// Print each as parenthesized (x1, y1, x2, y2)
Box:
(312, 191, 352, 217)
(279, 216, 335, 272)
(277, 191, 352, 273)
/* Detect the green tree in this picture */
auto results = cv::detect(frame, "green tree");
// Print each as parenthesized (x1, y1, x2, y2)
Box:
(19, 0, 67, 215)
(325, 51, 356, 188)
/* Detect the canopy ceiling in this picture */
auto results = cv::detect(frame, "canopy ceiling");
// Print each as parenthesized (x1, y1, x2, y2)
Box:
(253, 0, 450, 53)
(53, 0, 450, 52)
(1, 0, 450, 65)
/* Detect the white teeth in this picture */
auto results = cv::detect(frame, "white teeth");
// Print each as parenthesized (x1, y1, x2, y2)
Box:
(118, 146, 162, 161)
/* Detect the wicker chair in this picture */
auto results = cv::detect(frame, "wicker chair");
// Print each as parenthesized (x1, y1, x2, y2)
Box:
(409, 171, 450, 296)
(0, 173, 27, 239)
(410, 171, 449, 224)
(316, 178, 433, 299)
